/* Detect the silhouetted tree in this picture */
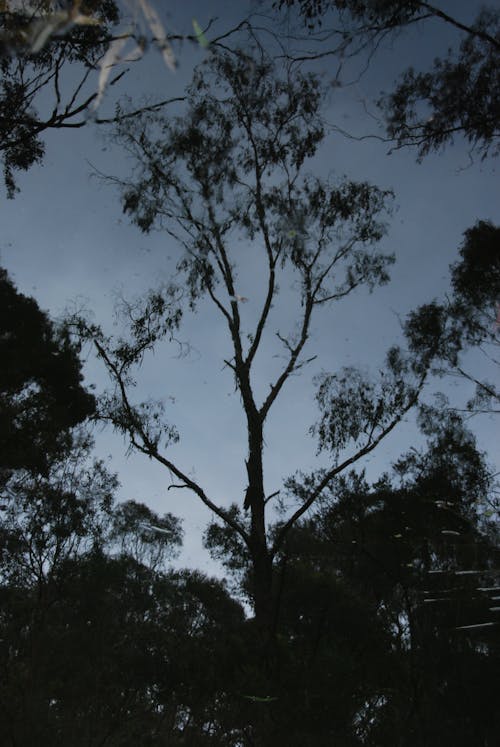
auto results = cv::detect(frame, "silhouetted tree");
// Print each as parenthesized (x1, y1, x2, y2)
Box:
(2, 261, 498, 741)
(0, 402, 245, 744)
(0, 267, 95, 485)
(71, 46, 444, 650)
(0, 548, 247, 746)
(275, 1, 500, 160)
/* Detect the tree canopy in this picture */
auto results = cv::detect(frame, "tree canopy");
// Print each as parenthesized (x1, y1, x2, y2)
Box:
(0, 0, 195, 196)
(0, 266, 95, 483)
(2, 372, 497, 744)
(405, 220, 500, 416)
(275, 0, 500, 160)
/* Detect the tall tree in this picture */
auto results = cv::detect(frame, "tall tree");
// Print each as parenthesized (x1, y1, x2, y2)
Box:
(72, 47, 440, 643)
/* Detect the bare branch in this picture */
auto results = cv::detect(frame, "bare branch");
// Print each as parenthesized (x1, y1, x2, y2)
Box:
(92, 339, 249, 546)
(260, 291, 314, 421)
(417, 1, 500, 51)
(264, 490, 280, 506)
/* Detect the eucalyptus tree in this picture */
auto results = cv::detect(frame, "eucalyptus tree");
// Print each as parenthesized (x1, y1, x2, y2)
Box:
(75, 46, 443, 641)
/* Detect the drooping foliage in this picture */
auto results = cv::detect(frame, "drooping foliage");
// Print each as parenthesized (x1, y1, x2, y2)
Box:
(405, 221, 500, 415)
(380, 7, 500, 160)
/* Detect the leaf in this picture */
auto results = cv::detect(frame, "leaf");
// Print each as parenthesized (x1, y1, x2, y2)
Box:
(93, 34, 130, 111)
(71, 14, 101, 28)
(138, 0, 176, 71)
(26, 3, 101, 54)
(192, 18, 209, 48)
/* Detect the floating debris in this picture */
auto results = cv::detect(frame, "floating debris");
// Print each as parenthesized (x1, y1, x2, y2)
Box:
(455, 622, 497, 631)
(192, 18, 209, 48)
(138, 521, 171, 535)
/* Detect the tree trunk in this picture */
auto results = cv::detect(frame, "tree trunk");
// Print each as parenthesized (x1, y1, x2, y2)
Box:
(248, 543, 278, 747)
(239, 368, 279, 736)
(251, 542, 274, 636)
(244, 414, 275, 635)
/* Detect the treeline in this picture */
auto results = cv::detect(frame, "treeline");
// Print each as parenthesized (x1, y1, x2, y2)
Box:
(1, 267, 498, 746)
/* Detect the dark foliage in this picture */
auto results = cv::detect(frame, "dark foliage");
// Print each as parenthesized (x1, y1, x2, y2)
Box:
(0, 1, 120, 196)
(275, 0, 420, 30)
(275, 1, 500, 160)
(272, 412, 499, 746)
(404, 221, 500, 414)
(381, 8, 500, 160)
(450, 220, 500, 330)
(0, 267, 95, 482)
(0, 270, 498, 744)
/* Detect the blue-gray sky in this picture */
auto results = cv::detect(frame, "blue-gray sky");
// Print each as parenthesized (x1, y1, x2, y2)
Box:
(1, 0, 498, 573)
